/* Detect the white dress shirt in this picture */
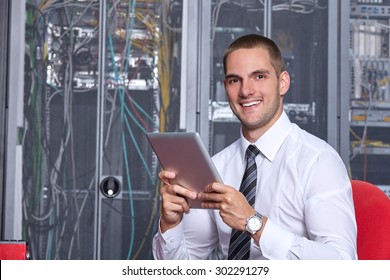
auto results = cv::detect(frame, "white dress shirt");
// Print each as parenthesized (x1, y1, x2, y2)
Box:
(153, 111, 357, 260)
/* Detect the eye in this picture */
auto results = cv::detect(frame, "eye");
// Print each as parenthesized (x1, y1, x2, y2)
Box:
(227, 77, 239, 84)
(255, 74, 265, 80)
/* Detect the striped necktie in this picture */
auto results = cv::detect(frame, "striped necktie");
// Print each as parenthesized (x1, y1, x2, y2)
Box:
(227, 144, 260, 260)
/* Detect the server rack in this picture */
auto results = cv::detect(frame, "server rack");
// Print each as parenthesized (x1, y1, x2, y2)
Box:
(3, 0, 183, 260)
(206, 0, 350, 162)
(349, 0, 390, 197)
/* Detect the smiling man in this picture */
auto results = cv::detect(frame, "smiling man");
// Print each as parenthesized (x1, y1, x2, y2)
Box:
(153, 34, 357, 260)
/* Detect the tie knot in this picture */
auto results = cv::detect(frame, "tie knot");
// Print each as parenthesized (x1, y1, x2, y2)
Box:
(246, 145, 260, 160)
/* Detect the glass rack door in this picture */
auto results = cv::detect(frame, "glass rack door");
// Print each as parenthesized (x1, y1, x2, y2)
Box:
(5, 0, 183, 260)
(97, 0, 183, 259)
(209, 0, 265, 155)
(208, 0, 346, 157)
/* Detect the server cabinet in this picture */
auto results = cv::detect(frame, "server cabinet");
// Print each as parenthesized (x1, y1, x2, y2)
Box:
(349, 0, 390, 196)
(3, 0, 183, 259)
(206, 0, 350, 162)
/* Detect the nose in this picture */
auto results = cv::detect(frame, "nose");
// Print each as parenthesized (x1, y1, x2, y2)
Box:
(240, 78, 254, 97)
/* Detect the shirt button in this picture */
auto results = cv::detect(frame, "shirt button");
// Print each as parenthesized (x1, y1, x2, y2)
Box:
(169, 239, 174, 243)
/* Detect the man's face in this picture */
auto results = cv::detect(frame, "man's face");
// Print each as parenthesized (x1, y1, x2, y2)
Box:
(224, 47, 289, 139)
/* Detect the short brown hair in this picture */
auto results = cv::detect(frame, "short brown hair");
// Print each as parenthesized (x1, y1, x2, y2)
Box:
(223, 34, 285, 77)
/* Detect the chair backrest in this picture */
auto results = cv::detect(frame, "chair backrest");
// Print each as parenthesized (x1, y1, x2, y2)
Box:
(351, 180, 390, 260)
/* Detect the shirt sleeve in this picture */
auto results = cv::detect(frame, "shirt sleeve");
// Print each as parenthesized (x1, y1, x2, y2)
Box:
(257, 218, 356, 260)
(255, 219, 295, 259)
(152, 219, 190, 260)
(152, 208, 219, 260)
(257, 151, 357, 260)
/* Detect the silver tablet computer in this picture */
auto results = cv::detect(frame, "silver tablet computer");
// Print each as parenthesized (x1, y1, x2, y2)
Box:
(146, 132, 223, 208)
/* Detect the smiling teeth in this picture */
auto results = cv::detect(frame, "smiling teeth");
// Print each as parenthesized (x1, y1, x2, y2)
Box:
(242, 101, 260, 107)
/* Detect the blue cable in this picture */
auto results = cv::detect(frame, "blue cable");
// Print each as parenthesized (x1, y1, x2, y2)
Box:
(123, 113, 154, 184)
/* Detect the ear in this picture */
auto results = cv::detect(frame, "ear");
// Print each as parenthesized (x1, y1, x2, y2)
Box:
(279, 71, 290, 97)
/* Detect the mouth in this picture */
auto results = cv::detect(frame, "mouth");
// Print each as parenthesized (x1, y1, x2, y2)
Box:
(241, 100, 261, 107)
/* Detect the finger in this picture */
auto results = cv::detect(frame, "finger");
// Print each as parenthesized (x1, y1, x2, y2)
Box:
(201, 201, 221, 209)
(163, 198, 190, 213)
(158, 170, 176, 184)
(170, 184, 197, 200)
(161, 193, 192, 215)
(198, 191, 222, 202)
(161, 185, 195, 212)
(204, 182, 230, 194)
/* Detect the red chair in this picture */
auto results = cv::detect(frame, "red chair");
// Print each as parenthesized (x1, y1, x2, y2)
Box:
(351, 180, 390, 260)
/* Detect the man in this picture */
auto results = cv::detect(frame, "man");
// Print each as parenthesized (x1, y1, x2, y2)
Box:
(152, 34, 357, 260)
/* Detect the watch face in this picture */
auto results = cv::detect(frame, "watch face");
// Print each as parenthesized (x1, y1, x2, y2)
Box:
(248, 216, 262, 231)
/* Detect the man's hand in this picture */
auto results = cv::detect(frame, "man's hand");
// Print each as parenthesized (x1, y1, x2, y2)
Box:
(198, 183, 255, 231)
(158, 170, 197, 233)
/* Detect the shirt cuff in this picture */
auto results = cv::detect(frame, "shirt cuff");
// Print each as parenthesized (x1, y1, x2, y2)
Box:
(258, 219, 296, 259)
(159, 219, 185, 250)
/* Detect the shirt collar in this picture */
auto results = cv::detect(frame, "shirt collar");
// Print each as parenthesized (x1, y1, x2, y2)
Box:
(240, 111, 293, 162)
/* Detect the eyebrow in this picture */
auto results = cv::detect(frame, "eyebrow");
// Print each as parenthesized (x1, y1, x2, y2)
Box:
(225, 73, 241, 80)
(225, 69, 271, 80)
(251, 69, 270, 76)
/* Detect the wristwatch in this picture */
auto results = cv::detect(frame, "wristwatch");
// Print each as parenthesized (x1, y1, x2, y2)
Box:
(245, 212, 263, 235)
